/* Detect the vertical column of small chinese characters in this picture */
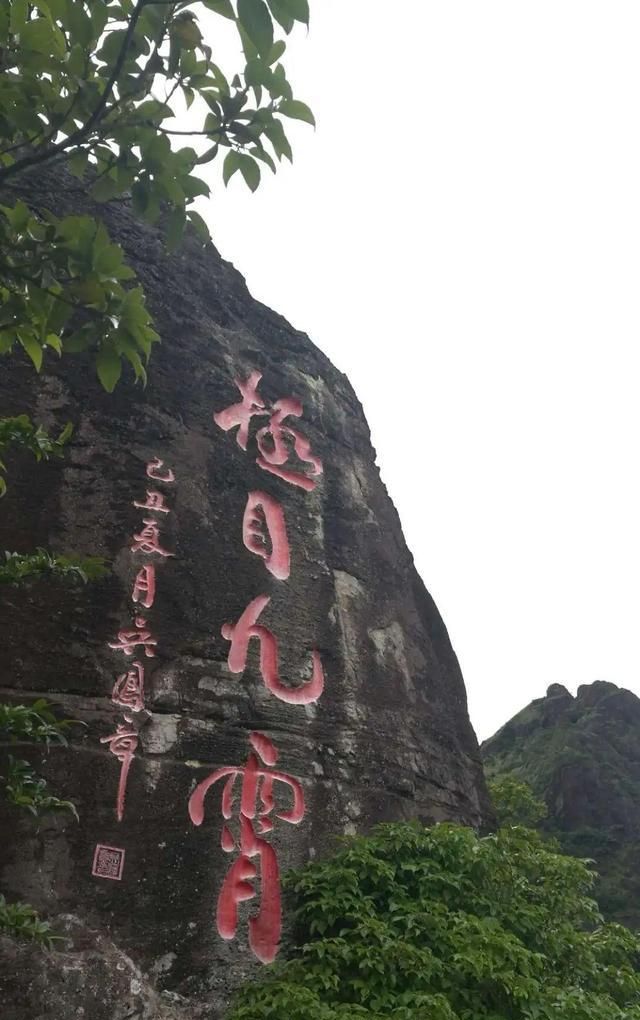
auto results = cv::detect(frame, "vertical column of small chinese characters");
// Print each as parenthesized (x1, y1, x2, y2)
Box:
(189, 371, 324, 964)
(91, 457, 176, 883)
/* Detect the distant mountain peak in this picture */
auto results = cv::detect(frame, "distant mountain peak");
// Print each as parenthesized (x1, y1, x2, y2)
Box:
(483, 679, 640, 928)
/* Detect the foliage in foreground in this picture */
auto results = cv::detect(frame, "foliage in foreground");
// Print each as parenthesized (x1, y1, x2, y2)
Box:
(0, 894, 60, 949)
(228, 821, 640, 1020)
(0, 548, 106, 584)
(0, 701, 80, 942)
(1, 0, 313, 390)
(0, 700, 80, 820)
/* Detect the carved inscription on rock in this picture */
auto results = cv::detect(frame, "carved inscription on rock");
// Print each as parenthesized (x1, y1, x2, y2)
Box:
(190, 371, 324, 961)
(92, 457, 177, 876)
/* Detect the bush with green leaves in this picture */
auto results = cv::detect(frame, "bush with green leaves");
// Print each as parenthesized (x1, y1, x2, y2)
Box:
(0, 698, 81, 942)
(227, 821, 640, 1020)
(0, 894, 61, 948)
(0, 548, 106, 584)
(489, 774, 548, 828)
(0, 699, 81, 820)
(0, 0, 314, 389)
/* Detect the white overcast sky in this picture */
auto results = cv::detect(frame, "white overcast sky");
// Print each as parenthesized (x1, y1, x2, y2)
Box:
(190, 2, 640, 741)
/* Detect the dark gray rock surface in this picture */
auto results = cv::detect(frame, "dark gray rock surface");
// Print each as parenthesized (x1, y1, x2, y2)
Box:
(0, 173, 491, 1017)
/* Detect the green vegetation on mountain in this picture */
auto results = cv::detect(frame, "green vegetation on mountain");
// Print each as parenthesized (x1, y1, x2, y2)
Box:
(227, 818, 640, 1020)
(483, 680, 640, 930)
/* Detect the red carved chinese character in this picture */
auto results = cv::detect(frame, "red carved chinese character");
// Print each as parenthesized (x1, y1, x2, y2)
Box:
(188, 731, 304, 964)
(109, 617, 157, 658)
(133, 490, 170, 513)
(221, 595, 324, 704)
(112, 663, 145, 714)
(214, 373, 323, 491)
(213, 371, 269, 451)
(131, 518, 174, 557)
(100, 724, 138, 822)
(146, 457, 175, 483)
(243, 491, 290, 581)
(132, 564, 156, 609)
(256, 397, 323, 492)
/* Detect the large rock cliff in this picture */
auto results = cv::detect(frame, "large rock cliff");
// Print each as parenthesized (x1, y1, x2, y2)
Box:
(0, 174, 491, 1018)
(483, 680, 640, 929)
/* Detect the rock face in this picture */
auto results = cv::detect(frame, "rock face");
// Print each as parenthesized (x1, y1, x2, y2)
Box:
(483, 680, 640, 928)
(0, 173, 491, 1018)
(0, 916, 203, 1020)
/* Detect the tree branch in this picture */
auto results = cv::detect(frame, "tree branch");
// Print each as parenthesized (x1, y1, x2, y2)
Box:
(0, 0, 147, 185)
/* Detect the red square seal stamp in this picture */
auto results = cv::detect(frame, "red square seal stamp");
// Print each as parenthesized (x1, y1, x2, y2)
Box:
(92, 844, 125, 881)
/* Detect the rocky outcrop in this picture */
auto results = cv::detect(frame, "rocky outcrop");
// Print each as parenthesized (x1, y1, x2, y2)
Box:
(0, 171, 491, 1017)
(483, 680, 640, 928)
(0, 915, 203, 1020)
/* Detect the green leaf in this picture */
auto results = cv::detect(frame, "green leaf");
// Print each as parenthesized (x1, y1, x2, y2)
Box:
(131, 180, 150, 216)
(165, 206, 186, 252)
(90, 1, 109, 37)
(44, 334, 62, 355)
(237, 153, 261, 192)
(96, 346, 122, 393)
(250, 145, 276, 173)
(170, 12, 202, 50)
(66, 41, 86, 75)
(266, 61, 292, 99)
(197, 143, 219, 165)
(66, 2, 93, 47)
(38, 0, 68, 18)
(263, 118, 292, 162)
(223, 149, 242, 185)
(187, 210, 210, 241)
(268, 39, 286, 64)
(265, 0, 294, 33)
(68, 279, 104, 304)
(202, 0, 235, 17)
(20, 17, 66, 58)
(122, 346, 146, 383)
(62, 331, 91, 354)
(237, 0, 274, 58)
(236, 21, 258, 62)
(17, 331, 43, 372)
(182, 176, 210, 199)
(3, 200, 31, 232)
(0, 6, 8, 46)
(68, 150, 89, 179)
(98, 28, 128, 65)
(57, 421, 73, 445)
(93, 243, 126, 277)
(9, 0, 29, 35)
(278, 99, 315, 126)
(279, 0, 310, 24)
(91, 176, 119, 202)
(245, 57, 270, 88)
(204, 110, 221, 133)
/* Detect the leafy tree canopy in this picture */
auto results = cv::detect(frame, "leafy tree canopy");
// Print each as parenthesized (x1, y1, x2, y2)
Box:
(0, 0, 313, 391)
(489, 774, 548, 829)
(228, 821, 640, 1020)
